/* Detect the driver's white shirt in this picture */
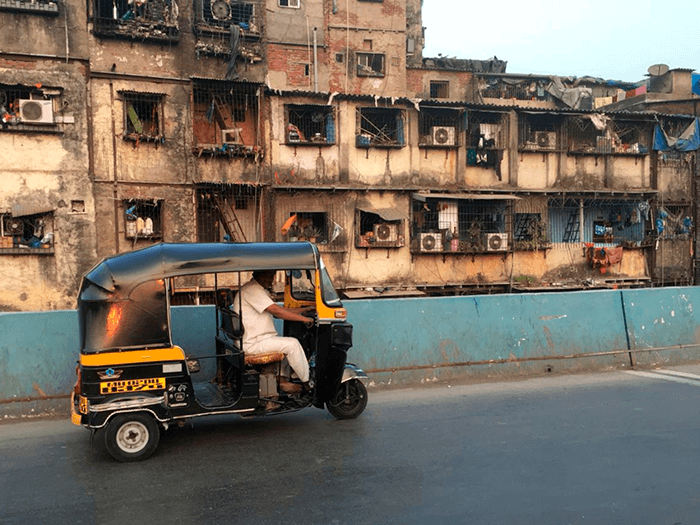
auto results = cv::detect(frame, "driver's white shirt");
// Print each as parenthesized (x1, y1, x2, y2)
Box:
(233, 278, 278, 348)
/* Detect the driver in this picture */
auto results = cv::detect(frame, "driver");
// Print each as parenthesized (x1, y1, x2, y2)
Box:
(233, 270, 314, 393)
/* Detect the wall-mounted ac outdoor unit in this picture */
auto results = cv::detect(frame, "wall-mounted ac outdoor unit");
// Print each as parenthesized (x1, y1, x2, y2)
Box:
(420, 232, 442, 253)
(486, 233, 509, 252)
(222, 128, 243, 145)
(534, 131, 556, 150)
(209, 0, 232, 20)
(374, 223, 398, 243)
(19, 100, 54, 124)
(432, 126, 456, 146)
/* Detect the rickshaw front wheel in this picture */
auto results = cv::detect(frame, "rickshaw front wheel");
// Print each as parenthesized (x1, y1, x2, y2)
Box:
(326, 379, 368, 420)
(105, 412, 160, 462)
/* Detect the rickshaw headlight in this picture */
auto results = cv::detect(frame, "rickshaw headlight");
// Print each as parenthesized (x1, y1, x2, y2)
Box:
(334, 309, 347, 319)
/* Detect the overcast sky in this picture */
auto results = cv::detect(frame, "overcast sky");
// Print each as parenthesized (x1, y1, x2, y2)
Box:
(421, 0, 697, 83)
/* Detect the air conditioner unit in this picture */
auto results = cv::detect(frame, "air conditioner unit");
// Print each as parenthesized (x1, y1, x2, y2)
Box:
(3, 217, 25, 235)
(209, 0, 232, 20)
(373, 223, 398, 243)
(19, 100, 54, 124)
(486, 233, 509, 252)
(222, 128, 243, 145)
(534, 131, 556, 150)
(420, 233, 442, 253)
(432, 126, 456, 146)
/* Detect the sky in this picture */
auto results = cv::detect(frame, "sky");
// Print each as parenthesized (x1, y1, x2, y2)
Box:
(421, 0, 698, 83)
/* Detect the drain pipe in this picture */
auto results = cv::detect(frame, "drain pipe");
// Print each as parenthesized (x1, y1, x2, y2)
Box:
(313, 27, 319, 92)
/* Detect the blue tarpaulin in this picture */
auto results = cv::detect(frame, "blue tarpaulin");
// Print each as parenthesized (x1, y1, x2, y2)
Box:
(693, 74, 700, 97)
(653, 118, 700, 152)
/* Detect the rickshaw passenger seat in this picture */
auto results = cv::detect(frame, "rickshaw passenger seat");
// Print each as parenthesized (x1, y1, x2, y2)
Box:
(219, 307, 245, 339)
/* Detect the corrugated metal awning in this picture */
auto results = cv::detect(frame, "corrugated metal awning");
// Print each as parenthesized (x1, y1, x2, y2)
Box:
(413, 193, 521, 201)
(11, 203, 54, 217)
(356, 205, 407, 221)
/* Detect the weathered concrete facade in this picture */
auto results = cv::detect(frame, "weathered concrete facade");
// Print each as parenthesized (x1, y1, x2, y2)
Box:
(1, 0, 697, 310)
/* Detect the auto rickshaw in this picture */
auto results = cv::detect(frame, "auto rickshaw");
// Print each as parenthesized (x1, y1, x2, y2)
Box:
(71, 242, 368, 462)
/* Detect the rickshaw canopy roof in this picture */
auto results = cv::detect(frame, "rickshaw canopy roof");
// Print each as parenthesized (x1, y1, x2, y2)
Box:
(82, 242, 320, 296)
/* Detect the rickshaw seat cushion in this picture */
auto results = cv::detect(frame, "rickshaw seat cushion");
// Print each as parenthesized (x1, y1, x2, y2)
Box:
(244, 352, 285, 366)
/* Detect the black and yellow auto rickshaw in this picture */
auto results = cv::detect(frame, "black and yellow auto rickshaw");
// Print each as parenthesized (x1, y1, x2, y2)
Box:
(71, 242, 368, 462)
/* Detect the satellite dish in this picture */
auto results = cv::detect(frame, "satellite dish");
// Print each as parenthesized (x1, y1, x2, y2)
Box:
(647, 64, 669, 77)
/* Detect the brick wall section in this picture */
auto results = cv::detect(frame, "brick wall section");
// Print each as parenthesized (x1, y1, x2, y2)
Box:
(267, 44, 316, 89)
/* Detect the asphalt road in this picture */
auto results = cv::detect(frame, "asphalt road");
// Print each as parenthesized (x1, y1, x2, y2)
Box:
(3, 366, 700, 525)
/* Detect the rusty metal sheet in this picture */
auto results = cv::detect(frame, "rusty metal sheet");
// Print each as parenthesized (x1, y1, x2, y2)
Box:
(11, 203, 54, 217)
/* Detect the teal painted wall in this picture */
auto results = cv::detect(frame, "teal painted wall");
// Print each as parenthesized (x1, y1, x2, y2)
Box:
(2, 287, 700, 412)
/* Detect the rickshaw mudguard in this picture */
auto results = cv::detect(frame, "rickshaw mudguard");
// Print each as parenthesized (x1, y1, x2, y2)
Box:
(85, 395, 171, 429)
(341, 364, 368, 385)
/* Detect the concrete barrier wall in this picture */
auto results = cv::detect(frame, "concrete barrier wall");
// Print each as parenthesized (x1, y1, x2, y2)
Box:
(2, 287, 700, 416)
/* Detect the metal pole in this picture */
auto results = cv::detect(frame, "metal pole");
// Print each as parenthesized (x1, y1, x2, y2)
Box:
(313, 27, 319, 92)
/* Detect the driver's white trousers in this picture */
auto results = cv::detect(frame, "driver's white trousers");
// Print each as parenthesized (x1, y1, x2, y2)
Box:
(245, 336, 310, 383)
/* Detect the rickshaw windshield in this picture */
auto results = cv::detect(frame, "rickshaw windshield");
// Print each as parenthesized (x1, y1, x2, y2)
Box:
(80, 279, 169, 353)
(290, 261, 342, 307)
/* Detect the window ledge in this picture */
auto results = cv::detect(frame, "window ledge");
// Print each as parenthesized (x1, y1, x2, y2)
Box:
(285, 140, 334, 147)
(567, 150, 649, 157)
(0, 247, 55, 255)
(193, 144, 263, 158)
(124, 133, 165, 144)
(0, 0, 59, 15)
(418, 143, 459, 150)
(93, 20, 180, 43)
(0, 123, 63, 134)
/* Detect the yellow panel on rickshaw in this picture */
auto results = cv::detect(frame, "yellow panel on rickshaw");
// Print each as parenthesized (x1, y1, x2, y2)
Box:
(100, 377, 166, 394)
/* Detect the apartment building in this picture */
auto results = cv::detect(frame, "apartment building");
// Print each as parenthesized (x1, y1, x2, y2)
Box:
(0, 0, 697, 310)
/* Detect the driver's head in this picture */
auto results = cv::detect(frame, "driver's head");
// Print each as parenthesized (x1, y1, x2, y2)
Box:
(252, 270, 276, 289)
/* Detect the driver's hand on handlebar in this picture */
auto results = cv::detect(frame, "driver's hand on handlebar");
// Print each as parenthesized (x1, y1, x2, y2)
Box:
(303, 316, 315, 328)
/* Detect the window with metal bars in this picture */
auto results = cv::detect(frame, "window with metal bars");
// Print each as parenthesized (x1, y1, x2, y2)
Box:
(124, 199, 162, 239)
(355, 210, 405, 248)
(518, 114, 561, 151)
(196, 184, 258, 243)
(285, 104, 335, 145)
(418, 107, 461, 147)
(481, 77, 549, 102)
(411, 197, 509, 253)
(1, 211, 55, 254)
(356, 107, 405, 148)
(283, 212, 328, 243)
(547, 198, 647, 245)
(0, 83, 58, 131)
(356, 52, 385, 77)
(429, 81, 449, 99)
(0, 0, 59, 15)
(121, 92, 164, 142)
(466, 112, 505, 171)
(567, 116, 651, 155)
(193, 80, 260, 154)
(93, 0, 179, 40)
(201, 0, 256, 28)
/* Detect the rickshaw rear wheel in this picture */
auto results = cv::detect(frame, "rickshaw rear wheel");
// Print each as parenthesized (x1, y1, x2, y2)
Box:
(105, 412, 160, 462)
(326, 379, 368, 420)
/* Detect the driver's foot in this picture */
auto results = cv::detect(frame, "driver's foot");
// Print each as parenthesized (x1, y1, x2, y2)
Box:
(279, 381, 302, 394)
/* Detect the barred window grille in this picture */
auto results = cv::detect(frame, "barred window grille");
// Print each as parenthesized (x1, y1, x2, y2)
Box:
(196, 184, 259, 243)
(429, 81, 449, 99)
(356, 107, 405, 147)
(519, 114, 560, 151)
(1, 211, 55, 254)
(0, 83, 58, 131)
(481, 78, 549, 102)
(121, 92, 163, 141)
(193, 81, 259, 151)
(418, 107, 461, 147)
(412, 197, 510, 253)
(93, 0, 179, 38)
(568, 116, 651, 155)
(548, 197, 647, 245)
(285, 104, 335, 145)
(355, 210, 405, 248)
(124, 199, 162, 239)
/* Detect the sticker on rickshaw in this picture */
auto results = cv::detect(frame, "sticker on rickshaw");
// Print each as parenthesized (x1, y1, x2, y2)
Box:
(100, 377, 166, 394)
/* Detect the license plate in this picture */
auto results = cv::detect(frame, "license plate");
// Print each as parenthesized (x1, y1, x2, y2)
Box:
(100, 377, 165, 394)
